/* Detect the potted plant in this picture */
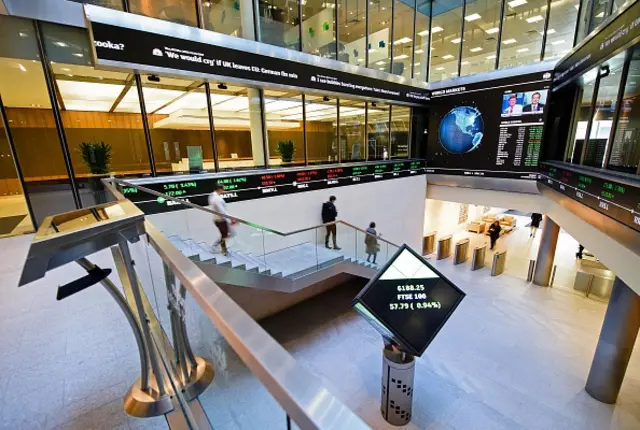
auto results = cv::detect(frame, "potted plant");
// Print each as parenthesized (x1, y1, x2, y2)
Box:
(276, 140, 295, 163)
(78, 140, 112, 204)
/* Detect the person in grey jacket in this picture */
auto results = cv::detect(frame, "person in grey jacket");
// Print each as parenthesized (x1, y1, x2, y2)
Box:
(365, 222, 379, 264)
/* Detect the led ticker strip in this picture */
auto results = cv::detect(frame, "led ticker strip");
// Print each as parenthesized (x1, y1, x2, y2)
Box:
(539, 163, 640, 232)
(121, 160, 427, 214)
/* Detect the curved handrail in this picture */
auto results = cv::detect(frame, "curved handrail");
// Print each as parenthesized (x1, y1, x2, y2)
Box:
(110, 178, 400, 248)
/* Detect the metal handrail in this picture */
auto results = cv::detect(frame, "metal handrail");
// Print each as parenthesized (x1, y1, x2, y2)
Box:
(110, 178, 400, 247)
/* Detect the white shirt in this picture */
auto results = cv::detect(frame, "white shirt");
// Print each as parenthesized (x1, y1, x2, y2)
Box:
(208, 191, 229, 223)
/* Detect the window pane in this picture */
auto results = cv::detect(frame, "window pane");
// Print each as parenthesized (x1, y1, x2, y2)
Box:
(339, 99, 366, 162)
(608, 48, 640, 175)
(566, 67, 598, 163)
(211, 85, 266, 171)
(305, 95, 338, 164)
(575, 0, 590, 42)
(499, 0, 547, 69)
(392, 0, 414, 78)
(202, 0, 247, 38)
(583, 53, 626, 167)
(543, 0, 579, 60)
(42, 22, 152, 207)
(0, 16, 76, 223)
(367, 102, 390, 159)
(428, 0, 463, 82)
(390, 105, 410, 158)
(368, 0, 392, 72)
(338, 0, 367, 65)
(257, 0, 301, 49)
(413, 0, 431, 80)
(460, 0, 500, 76)
(589, 0, 612, 33)
(265, 92, 305, 166)
(129, 0, 198, 26)
(138, 75, 216, 175)
(302, 0, 337, 59)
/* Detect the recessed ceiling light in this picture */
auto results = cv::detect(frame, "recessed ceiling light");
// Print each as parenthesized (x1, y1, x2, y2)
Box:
(508, 0, 527, 7)
(72, 53, 84, 57)
(461, 61, 470, 65)
(415, 72, 421, 76)
(503, 38, 517, 44)
(417, 30, 429, 37)
(414, 62, 420, 66)
(485, 27, 499, 34)
(376, 60, 386, 65)
(595, 11, 604, 18)
(486, 54, 497, 59)
(450, 72, 458, 76)
(470, 47, 483, 52)
(393, 54, 409, 60)
(381, 6, 386, 10)
(516, 47, 529, 53)
(378, 67, 384, 70)
(67, 73, 74, 77)
(18, 63, 26, 72)
(451, 38, 462, 44)
(574, 4, 579, 9)
(54, 41, 68, 47)
(18, 32, 28, 38)
(435, 66, 445, 71)
(526, 15, 544, 23)
(357, 58, 364, 62)
(442, 54, 454, 59)
(551, 39, 566, 45)
(415, 49, 424, 54)
(546, 28, 556, 35)
(61, 67, 71, 72)
(431, 26, 444, 33)
(393, 37, 412, 45)
(465, 13, 481, 21)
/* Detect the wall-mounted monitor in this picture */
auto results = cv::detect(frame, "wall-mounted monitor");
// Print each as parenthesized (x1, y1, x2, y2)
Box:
(426, 70, 553, 180)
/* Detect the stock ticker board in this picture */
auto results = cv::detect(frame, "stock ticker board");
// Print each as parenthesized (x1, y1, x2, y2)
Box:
(120, 160, 427, 214)
(539, 162, 640, 233)
(352, 245, 465, 357)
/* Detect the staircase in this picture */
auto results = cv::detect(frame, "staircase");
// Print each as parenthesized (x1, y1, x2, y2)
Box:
(167, 235, 380, 293)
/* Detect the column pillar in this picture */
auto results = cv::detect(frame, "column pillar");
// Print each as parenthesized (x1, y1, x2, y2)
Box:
(586, 277, 640, 403)
(532, 215, 559, 286)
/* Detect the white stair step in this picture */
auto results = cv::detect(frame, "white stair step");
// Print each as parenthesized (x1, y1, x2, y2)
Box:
(228, 251, 259, 272)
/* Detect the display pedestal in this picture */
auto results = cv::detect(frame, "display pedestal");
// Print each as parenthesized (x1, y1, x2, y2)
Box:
(381, 347, 416, 426)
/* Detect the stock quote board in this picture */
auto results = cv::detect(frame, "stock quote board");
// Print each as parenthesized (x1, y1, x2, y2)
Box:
(352, 245, 465, 357)
(121, 160, 426, 214)
(539, 162, 640, 233)
(426, 70, 553, 179)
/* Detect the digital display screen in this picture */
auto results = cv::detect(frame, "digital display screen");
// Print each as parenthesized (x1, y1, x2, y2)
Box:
(539, 162, 640, 233)
(426, 71, 553, 179)
(121, 160, 426, 214)
(352, 245, 465, 356)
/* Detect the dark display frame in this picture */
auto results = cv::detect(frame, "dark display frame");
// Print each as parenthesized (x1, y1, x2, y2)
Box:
(351, 244, 465, 357)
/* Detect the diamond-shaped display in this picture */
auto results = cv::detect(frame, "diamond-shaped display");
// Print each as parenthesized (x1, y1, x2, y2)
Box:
(352, 244, 465, 356)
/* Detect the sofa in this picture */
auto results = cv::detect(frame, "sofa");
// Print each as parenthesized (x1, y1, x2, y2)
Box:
(467, 221, 486, 233)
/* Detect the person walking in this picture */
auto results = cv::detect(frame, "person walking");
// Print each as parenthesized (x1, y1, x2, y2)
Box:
(321, 196, 340, 250)
(364, 222, 379, 264)
(530, 213, 542, 237)
(209, 183, 231, 256)
(488, 220, 501, 250)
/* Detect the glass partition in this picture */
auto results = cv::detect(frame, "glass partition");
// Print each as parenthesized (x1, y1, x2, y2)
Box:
(257, 0, 301, 50)
(543, 0, 579, 60)
(337, 0, 367, 65)
(589, 0, 613, 33)
(428, 0, 464, 82)
(392, 0, 415, 78)
(499, 0, 547, 69)
(264, 90, 305, 166)
(301, 0, 337, 59)
(390, 105, 410, 158)
(339, 99, 366, 162)
(460, 0, 500, 76)
(368, 0, 393, 72)
(367, 101, 390, 160)
(565, 67, 598, 163)
(608, 47, 640, 174)
(202, 0, 247, 38)
(305, 95, 338, 164)
(413, 0, 431, 80)
(0, 16, 77, 223)
(128, 0, 198, 26)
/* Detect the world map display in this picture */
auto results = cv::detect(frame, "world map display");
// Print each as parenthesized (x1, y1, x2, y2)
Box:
(438, 106, 484, 154)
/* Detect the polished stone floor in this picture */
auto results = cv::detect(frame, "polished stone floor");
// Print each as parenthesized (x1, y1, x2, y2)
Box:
(1, 224, 639, 429)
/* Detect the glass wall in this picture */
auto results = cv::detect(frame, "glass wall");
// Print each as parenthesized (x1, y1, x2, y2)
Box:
(264, 90, 305, 166)
(129, 0, 198, 26)
(543, 0, 580, 60)
(367, 102, 390, 160)
(499, 0, 547, 69)
(460, 0, 500, 76)
(0, 16, 79, 225)
(390, 105, 410, 158)
(301, 0, 337, 59)
(368, 0, 393, 72)
(305, 95, 338, 164)
(392, 0, 415, 78)
(608, 47, 640, 174)
(339, 99, 366, 161)
(202, 0, 247, 38)
(413, 0, 431, 80)
(337, 0, 367, 65)
(565, 67, 598, 163)
(429, 0, 463, 82)
(257, 0, 301, 49)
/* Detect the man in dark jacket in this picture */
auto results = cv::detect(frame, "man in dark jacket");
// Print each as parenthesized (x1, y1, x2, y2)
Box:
(322, 196, 340, 250)
(530, 213, 543, 238)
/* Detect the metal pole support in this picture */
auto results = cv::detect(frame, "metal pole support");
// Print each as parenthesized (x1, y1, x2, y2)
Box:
(381, 346, 415, 426)
(527, 259, 536, 282)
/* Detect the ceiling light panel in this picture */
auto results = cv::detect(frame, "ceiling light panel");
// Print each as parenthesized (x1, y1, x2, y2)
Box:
(442, 54, 454, 59)
(263, 99, 302, 113)
(431, 26, 444, 33)
(211, 96, 250, 112)
(157, 91, 209, 114)
(502, 38, 517, 44)
(451, 38, 462, 44)
(526, 15, 544, 23)
(465, 13, 481, 21)
(57, 80, 125, 112)
(508, 0, 527, 6)
(393, 37, 412, 45)
(470, 47, 483, 52)
(485, 27, 499, 34)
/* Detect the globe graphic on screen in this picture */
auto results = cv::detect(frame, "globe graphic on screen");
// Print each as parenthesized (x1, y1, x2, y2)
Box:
(438, 106, 484, 154)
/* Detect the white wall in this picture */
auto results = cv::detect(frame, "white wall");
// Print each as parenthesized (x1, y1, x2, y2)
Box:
(149, 175, 427, 255)
(424, 199, 485, 237)
(426, 184, 640, 295)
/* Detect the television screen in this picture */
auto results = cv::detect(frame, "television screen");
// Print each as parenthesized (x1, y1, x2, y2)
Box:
(426, 71, 552, 179)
